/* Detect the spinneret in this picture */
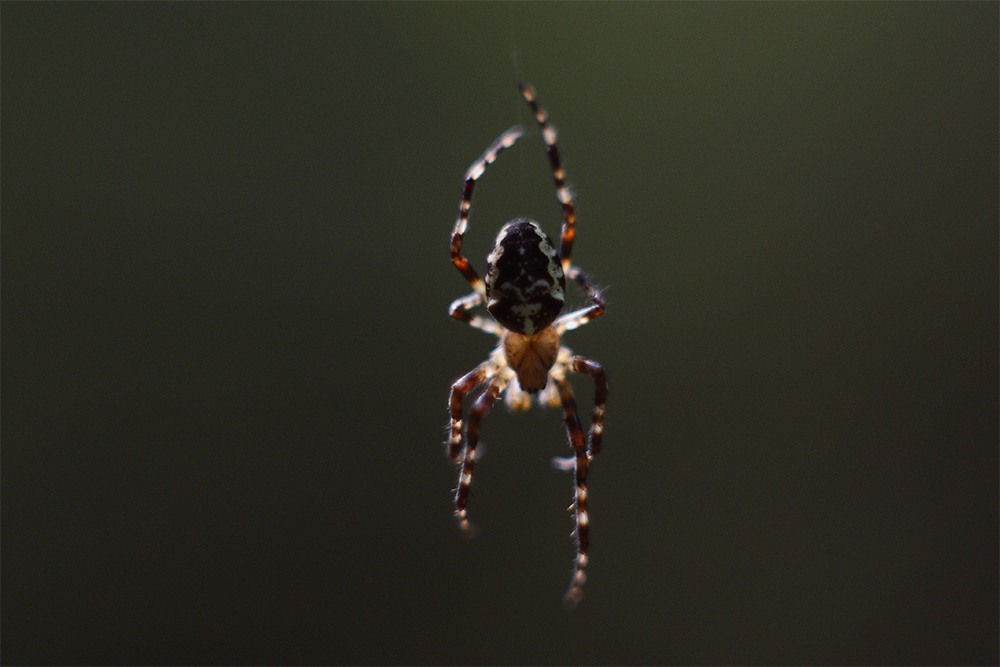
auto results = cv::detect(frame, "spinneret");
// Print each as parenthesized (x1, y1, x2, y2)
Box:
(445, 83, 607, 609)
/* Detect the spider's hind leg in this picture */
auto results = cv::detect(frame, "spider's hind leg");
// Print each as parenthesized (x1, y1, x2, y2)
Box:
(517, 82, 577, 274)
(451, 125, 524, 299)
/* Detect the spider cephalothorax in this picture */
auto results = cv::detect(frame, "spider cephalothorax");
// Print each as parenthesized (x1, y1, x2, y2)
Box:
(444, 83, 608, 608)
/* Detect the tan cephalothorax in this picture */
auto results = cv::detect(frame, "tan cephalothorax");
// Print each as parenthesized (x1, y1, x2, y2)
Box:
(501, 326, 560, 393)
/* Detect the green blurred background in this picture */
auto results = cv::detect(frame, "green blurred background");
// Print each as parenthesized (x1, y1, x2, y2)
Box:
(3, 3, 996, 664)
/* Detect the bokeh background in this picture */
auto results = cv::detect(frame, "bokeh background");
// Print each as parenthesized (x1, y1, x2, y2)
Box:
(3, 3, 997, 665)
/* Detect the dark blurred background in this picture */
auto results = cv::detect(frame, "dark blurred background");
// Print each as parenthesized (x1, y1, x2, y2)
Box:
(3, 3, 997, 665)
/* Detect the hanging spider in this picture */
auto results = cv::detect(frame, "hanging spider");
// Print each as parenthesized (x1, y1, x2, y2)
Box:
(445, 82, 607, 608)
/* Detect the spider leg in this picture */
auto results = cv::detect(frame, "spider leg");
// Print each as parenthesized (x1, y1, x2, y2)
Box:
(569, 356, 607, 459)
(449, 290, 502, 336)
(447, 357, 498, 461)
(454, 373, 510, 537)
(517, 82, 577, 274)
(553, 375, 591, 609)
(555, 266, 606, 334)
(567, 265, 604, 303)
(451, 125, 524, 299)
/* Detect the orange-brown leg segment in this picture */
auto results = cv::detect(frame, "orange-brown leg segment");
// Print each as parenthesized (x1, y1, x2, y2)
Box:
(451, 125, 524, 299)
(517, 82, 577, 274)
(569, 356, 608, 458)
(448, 363, 491, 461)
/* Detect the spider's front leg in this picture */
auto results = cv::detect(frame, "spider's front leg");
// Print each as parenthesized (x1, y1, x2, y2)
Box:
(570, 356, 607, 458)
(551, 355, 607, 463)
(553, 375, 592, 609)
(453, 374, 509, 537)
(448, 360, 493, 461)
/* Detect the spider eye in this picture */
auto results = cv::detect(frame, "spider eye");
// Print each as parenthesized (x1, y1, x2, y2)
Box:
(484, 219, 566, 336)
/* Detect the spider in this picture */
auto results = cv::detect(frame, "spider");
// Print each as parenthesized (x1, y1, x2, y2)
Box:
(446, 82, 607, 608)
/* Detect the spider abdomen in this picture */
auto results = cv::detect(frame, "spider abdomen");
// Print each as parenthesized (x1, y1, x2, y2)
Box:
(485, 219, 566, 336)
